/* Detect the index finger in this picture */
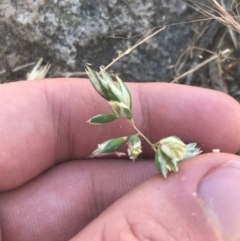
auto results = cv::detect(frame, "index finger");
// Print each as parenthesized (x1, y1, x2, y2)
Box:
(0, 78, 239, 190)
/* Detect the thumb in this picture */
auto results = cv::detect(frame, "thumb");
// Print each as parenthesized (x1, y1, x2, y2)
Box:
(70, 153, 240, 241)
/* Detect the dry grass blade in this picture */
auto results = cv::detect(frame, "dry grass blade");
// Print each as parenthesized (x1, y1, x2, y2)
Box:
(174, 46, 218, 76)
(52, 71, 87, 78)
(0, 62, 36, 76)
(101, 26, 166, 73)
(208, 0, 240, 32)
(182, 0, 240, 34)
(172, 48, 231, 83)
(0, 45, 10, 58)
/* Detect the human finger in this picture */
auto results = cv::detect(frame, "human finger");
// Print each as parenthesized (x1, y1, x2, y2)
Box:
(0, 159, 157, 241)
(0, 79, 240, 190)
(70, 153, 240, 241)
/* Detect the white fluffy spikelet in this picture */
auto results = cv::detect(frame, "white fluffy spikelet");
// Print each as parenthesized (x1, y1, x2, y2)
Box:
(27, 58, 51, 80)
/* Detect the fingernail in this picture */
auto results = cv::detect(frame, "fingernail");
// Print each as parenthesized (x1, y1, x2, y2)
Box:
(198, 160, 240, 241)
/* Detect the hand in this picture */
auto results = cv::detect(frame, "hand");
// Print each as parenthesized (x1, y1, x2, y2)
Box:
(0, 78, 240, 241)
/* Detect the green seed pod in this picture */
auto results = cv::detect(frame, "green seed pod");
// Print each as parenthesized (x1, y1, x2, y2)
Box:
(109, 101, 132, 120)
(86, 67, 111, 101)
(89, 136, 128, 157)
(99, 68, 123, 103)
(159, 136, 186, 162)
(159, 136, 185, 147)
(127, 135, 142, 160)
(87, 114, 118, 125)
(155, 149, 168, 178)
(116, 76, 132, 109)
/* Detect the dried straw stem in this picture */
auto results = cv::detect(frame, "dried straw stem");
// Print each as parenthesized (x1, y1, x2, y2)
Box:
(187, 0, 240, 34)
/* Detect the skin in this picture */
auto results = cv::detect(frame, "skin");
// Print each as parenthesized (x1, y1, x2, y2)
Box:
(0, 78, 240, 241)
